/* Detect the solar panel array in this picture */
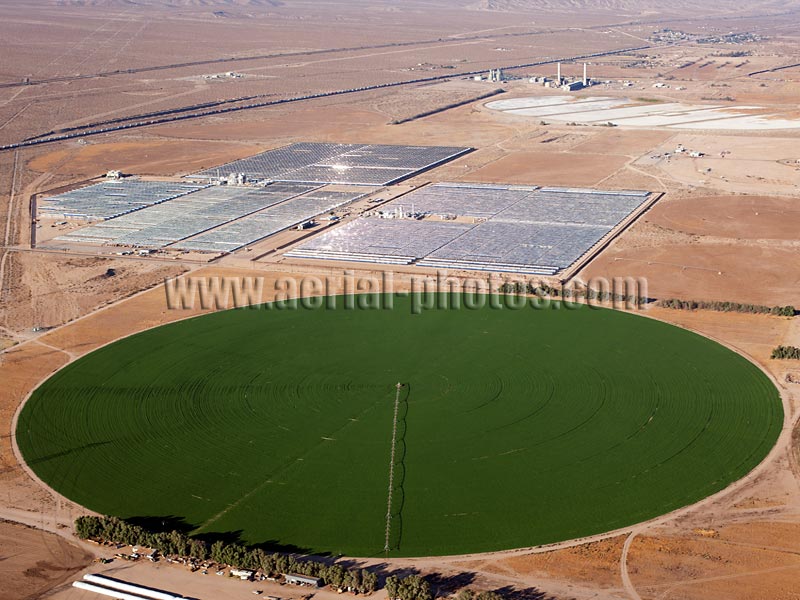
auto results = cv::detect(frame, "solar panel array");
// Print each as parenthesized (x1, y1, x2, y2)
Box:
(39, 180, 207, 221)
(174, 189, 368, 253)
(286, 219, 472, 265)
(381, 184, 531, 219)
(189, 142, 472, 186)
(286, 183, 652, 275)
(54, 183, 322, 248)
(418, 222, 612, 274)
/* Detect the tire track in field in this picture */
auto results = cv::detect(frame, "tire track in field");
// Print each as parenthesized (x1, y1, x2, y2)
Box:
(194, 384, 393, 534)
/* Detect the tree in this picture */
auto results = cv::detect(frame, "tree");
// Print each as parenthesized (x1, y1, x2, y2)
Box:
(327, 564, 346, 590)
(361, 570, 378, 594)
(210, 540, 225, 564)
(456, 590, 475, 600)
(342, 569, 357, 592)
(167, 530, 188, 556)
(189, 539, 208, 560)
(386, 575, 400, 600)
(772, 345, 800, 360)
(72, 515, 379, 595)
(395, 575, 431, 600)
(75, 516, 103, 540)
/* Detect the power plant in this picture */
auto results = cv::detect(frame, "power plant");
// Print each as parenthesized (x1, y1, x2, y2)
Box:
(539, 62, 590, 91)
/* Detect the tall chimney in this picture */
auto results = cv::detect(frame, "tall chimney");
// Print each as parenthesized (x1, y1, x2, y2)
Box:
(557, 62, 561, 84)
(583, 63, 588, 86)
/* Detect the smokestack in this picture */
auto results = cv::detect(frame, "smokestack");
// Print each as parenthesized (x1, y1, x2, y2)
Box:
(583, 63, 588, 86)
(557, 62, 561, 84)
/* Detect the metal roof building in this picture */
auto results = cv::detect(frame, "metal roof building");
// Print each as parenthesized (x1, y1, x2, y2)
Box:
(283, 573, 322, 587)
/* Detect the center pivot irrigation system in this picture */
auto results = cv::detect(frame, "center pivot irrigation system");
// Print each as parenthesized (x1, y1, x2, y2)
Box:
(385, 382, 405, 553)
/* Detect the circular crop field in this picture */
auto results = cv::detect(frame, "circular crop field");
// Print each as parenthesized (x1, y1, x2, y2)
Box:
(17, 295, 782, 557)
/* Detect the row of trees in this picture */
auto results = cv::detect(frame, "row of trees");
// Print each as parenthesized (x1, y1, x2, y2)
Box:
(455, 590, 504, 600)
(660, 298, 796, 316)
(384, 576, 509, 600)
(74, 517, 515, 600)
(497, 281, 650, 306)
(771, 346, 800, 360)
(74, 516, 377, 594)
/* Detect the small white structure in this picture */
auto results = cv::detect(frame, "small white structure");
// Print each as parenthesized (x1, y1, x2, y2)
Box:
(106, 170, 122, 179)
(231, 569, 255, 581)
(226, 172, 247, 186)
(561, 81, 584, 92)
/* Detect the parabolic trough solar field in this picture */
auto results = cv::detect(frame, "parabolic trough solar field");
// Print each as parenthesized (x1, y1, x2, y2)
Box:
(17, 295, 782, 558)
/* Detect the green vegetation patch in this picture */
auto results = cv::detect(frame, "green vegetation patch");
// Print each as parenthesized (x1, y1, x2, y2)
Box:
(17, 295, 782, 557)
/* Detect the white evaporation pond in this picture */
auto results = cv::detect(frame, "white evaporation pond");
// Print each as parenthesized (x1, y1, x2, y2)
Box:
(487, 96, 800, 130)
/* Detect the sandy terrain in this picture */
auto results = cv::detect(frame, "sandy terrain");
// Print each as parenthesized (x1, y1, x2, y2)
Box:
(653, 194, 800, 240)
(2, 252, 188, 333)
(581, 189, 800, 306)
(584, 239, 800, 306)
(3, 2, 800, 600)
(0, 521, 92, 600)
(460, 151, 630, 186)
(569, 129, 672, 156)
(625, 519, 800, 599)
(27, 140, 263, 179)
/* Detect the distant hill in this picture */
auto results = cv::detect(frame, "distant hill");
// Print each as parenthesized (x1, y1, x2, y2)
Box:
(467, 0, 800, 15)
(43, 0, 800, 17)
(52, 0, 284, 6)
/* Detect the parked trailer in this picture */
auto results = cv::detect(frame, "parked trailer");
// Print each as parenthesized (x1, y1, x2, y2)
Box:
(83, 574, 184, 600)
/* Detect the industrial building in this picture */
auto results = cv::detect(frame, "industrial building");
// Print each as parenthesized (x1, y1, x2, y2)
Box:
(543, 62, 590, 91)
(487, 68, 504, 82)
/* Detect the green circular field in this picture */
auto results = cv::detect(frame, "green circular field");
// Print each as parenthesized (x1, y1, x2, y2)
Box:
(17, 295, 782, 557)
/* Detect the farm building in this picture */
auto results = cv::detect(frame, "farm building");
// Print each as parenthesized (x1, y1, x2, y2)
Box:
(283, 574, 322, 587)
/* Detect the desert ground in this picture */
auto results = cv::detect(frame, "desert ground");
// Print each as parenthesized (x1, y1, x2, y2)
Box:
(2, 1, 800, 599)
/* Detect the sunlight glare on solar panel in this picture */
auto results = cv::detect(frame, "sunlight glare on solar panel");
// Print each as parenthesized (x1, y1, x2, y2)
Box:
(189, 143, 471, 186)
(286, 183, 651, 274)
